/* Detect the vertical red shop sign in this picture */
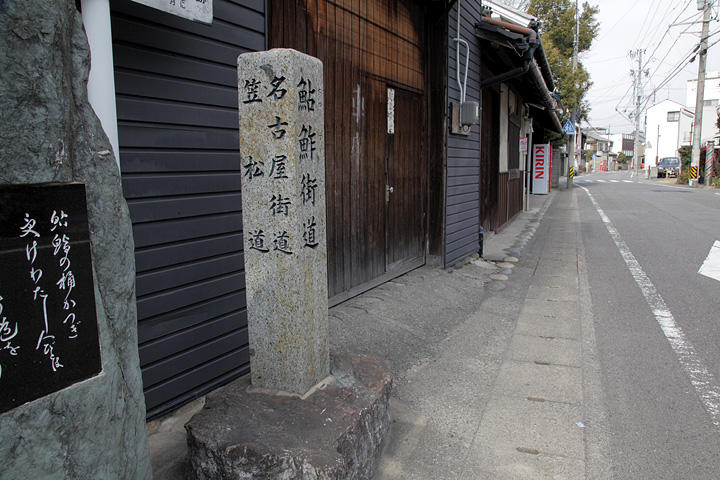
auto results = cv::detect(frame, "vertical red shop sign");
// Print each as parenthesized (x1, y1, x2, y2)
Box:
(532, 144, 550, 194)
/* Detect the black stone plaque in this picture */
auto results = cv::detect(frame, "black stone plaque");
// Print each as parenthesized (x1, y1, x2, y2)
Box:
(0, 183, 102, 414)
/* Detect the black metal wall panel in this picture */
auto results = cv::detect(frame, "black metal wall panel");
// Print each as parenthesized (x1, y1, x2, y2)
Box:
(445, 3, 482, 267)
(110, 0, 264, 418)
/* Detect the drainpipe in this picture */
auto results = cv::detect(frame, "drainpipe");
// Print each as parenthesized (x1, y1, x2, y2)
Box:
(453, 0, 470, 103)
(479, 17, 539, 89)
(81, 0, 120, 169)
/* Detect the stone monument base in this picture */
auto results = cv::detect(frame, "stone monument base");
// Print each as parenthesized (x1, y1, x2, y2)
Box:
(185, 353, 392, 479)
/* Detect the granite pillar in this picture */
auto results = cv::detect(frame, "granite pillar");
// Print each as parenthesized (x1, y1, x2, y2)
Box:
(238, 48, 329, 395)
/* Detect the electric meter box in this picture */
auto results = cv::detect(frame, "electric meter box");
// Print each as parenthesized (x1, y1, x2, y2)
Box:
(460, 101, 479, 126)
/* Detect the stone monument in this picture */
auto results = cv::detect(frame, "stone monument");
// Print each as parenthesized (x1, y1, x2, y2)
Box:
(237, 48, 330, 395)
(186, 49, 392, 480)
(0, 2, 151, 479)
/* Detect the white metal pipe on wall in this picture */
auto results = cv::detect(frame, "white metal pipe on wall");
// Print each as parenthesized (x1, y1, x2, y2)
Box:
(453, 0, 470, 103)
(81, 0, 120, 169)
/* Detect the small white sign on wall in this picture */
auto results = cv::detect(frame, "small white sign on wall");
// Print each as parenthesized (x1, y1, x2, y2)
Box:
(387, 88, 395, 135)
(132, 0, 213, 24)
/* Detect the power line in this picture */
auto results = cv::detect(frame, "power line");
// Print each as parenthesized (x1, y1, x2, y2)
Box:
(583, 55, 632, 66)
(643, 1, 698, 73)
(643, 0, 695, 52)
(643, 43, 701, 109)
(595, 0, 643, 43)
(612, 0, 694, 115)
(632, 0, 666, 50)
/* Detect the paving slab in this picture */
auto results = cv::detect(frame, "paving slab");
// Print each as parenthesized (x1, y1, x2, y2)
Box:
(464, 445, 585, 480)
(526, 284, 580, 302)
(528, 273, 579, 291)
(492, 360, 583, 404)
(474, 394, 585, 457)
(508, 334, 582, 367)
(515, 314, 582, 340)
(517, 297, 581, 320)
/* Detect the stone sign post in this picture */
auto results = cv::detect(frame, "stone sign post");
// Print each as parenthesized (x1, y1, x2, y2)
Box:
(187, 49, 390, 480)
(237, 49, 329, 395)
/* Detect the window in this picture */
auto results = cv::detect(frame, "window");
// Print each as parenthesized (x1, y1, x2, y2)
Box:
(704, 99, 718, 108)
(667, 111, 680, 122)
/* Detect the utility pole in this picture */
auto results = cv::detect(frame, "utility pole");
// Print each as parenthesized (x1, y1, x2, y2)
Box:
(567, 0, 579, 189)
(607, 126, 611, 171)
(631, 49, 644, 182)
(691, 0, 713, 185)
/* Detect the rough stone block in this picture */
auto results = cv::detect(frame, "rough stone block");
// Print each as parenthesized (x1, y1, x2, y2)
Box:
(186, 353, 392, 480)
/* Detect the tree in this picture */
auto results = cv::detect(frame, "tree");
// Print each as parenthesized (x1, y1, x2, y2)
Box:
(528, 0, 599, 126)
(677, 145, 693, 184)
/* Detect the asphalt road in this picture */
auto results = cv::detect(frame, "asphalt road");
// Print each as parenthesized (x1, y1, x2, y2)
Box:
(573, 171, 720, 479)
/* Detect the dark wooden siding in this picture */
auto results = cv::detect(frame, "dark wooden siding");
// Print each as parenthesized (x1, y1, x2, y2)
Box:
(480, 83, 500, 234)
(504, 115, 523, 226)
(497, 171, 508, 231)
(445, 3, 482, 267)
(111, 0, 264, 418)
(270, 0, 429, 301)
(508, 174, 523, 222)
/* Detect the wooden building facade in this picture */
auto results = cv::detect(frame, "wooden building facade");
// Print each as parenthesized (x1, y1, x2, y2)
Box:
(268, 0, 448, 303)
(445, 0, 562, 266)
(102, 0, 560, 417)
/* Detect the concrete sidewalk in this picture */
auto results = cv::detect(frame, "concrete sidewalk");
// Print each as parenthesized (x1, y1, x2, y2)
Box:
(148, 186, 590, 479)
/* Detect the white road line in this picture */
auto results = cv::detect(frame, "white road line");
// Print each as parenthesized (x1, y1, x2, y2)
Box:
(623, 180, 633, 183)
(581, 186, 720, 428)
(610, 180, 619, 183)
(699, 240, 720, 283)
(596, 179, 606, 183)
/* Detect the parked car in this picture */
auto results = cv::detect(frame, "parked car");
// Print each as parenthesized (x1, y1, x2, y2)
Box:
(657, 157, 680, 178)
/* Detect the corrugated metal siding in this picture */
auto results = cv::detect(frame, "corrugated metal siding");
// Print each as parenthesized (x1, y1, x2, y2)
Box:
(111, 0, 265, 418)
(445, 4, 482, 267)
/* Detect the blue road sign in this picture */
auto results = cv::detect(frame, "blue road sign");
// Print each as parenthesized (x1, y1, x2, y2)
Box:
(563, 121, 576, 135)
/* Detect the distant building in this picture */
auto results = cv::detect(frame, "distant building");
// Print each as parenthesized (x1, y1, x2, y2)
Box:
(645, 99, 694, 166)
(583, 128, 612, 170)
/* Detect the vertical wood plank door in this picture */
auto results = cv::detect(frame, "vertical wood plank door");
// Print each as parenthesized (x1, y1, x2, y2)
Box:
(386, 87, 426, 270)
(480, 88, 500, 233)
(269, 0, 427, 302)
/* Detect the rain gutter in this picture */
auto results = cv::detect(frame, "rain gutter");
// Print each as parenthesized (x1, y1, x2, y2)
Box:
(478, 16, 540, 89)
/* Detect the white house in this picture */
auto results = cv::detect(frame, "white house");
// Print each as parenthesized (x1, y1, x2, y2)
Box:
(645, 99, 694, 166)
(608, 133, 624, 156)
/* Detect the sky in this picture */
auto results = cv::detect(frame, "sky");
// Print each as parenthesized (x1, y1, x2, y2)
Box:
(583, 0, 720, 134)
